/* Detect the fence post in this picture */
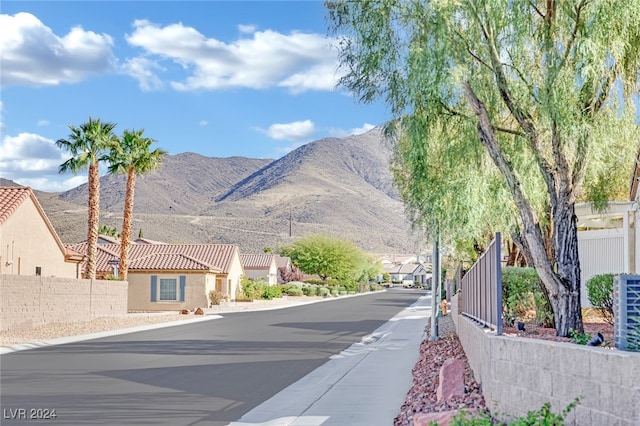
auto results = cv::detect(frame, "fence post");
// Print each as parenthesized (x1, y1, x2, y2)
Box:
(429, 233, 440, 341)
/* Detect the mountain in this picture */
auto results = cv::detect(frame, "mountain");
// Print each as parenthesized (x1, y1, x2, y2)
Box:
(11, 128, 423, 253)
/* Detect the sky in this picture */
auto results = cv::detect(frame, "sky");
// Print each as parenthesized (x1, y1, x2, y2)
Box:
(0, 1, 391, 192)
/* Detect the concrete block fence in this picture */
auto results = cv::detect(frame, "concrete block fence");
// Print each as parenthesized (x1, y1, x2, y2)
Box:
(451, 294, 640, 425)
(0, 274, 128, 332)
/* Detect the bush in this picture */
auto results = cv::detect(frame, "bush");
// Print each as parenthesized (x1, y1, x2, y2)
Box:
(261, 285, 282, 300)
(302, 286, 317, 296)
(287, 288, 304, 296)
(501, 267, 553, 326)
(317, 287, 330, 297)
(209, 290, 225, 305)
(241, 277, 265, 300)
(586, 273, 615, 325)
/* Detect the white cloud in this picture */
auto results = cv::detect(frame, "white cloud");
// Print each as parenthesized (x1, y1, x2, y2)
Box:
(199, 120, 208, 126)
(0, 132, 89, 191)
(13, 175, 87, 192)
(0, 12, 116, 87)
(266, 120, 315, 141)
(125, 20, 340, 93)
(0, 132, 66, 173)
(121, 56, 165, 91)
(329, 123, 377, 138)
(37, 119, 49, 127)
(238, 24, 257, 34)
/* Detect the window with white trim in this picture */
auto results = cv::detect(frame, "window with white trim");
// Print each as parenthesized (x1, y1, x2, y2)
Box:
(159, 278, 178, 301)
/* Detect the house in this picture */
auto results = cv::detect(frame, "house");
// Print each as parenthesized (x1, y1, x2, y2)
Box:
(68, 242, 245, 311)
(576, 151, 639, 306)
(275, 255, 292, 283)
(383, 262, 431, 286)
(240, 253, 278, 286)
(0, 186, 84, 278)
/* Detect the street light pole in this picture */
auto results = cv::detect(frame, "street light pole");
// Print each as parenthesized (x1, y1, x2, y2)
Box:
(429, 232, 440, 341)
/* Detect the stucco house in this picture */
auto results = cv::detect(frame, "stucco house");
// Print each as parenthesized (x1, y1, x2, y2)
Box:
(68, 242, 245, 311)
(240, 253, 278, 286)
(275, 255, 293, 283)
(576, 151, 639, 306)
(0, 186, 84, 278)
(383, 262, 431, 286)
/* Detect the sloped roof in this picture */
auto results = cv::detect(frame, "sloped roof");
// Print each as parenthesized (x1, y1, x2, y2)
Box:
(1, 187, 83, 262)
(275, 255, 291, 269)
(0, 186, 31, 226)
(240, 253, 275, 270)
(384, 263, 427, 274)
(67, 242, 238, 273)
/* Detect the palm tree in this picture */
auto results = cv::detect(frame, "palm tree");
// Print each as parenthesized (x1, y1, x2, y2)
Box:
(57, 117, 118, 280)
(105, 129, 166, 281)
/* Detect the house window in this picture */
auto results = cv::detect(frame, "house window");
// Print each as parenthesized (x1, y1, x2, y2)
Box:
(159, 278, 178, 301)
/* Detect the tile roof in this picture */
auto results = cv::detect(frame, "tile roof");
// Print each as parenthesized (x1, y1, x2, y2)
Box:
(275, 255, 291, 269)
(240, 253, 275, 269)
(0, 186, 31, 226)
(1, 187, 82, 262)
(68, 242, 239, 273)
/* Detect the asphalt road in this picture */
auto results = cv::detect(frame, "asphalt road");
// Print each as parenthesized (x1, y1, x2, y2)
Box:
(0, 289, 424, 426)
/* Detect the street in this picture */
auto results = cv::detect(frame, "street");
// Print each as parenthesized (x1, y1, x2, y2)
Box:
(0, 289, 424, 425)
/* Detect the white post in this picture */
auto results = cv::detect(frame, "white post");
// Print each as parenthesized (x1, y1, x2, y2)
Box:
(430, 233, 440, 341)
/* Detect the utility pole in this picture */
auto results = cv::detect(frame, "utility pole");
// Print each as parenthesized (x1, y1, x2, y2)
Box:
(429, 233, 440, 341)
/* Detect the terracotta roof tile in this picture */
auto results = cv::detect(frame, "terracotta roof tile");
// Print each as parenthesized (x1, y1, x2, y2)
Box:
(69, 243, 238, 273)
(240, 253, 275, 269)
(0, 187, 31, 226)
(1, 187, 79, 262)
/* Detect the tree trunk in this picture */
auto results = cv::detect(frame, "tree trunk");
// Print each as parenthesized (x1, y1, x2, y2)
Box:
(465, 81, 582, 336)
(119, 168, 136, 281)
(550, 194, 583, 335)
(86, 162, 100, 280)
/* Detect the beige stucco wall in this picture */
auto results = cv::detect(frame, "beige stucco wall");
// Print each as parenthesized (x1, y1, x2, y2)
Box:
(0, 198, 79, 279)
(127, 272, 209, 311)
(452, 295, 640, 425)
(227, 252, 244, 299)
(0, 275, 127, 332)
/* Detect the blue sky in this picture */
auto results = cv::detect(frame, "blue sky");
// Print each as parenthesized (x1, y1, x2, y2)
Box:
(0, 1, 390, 192)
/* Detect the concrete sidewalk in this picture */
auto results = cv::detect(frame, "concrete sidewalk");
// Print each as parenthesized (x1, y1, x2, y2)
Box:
(229, 293, 431, 426)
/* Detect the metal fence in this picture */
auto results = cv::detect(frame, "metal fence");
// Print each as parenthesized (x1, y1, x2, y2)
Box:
(460, 232, 502, 335)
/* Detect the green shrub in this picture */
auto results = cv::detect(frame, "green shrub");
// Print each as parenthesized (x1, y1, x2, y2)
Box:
(241, 277, 265, 300)
(501, 267, 553, 326)
(317, 287, 330, 297)
(304, 278, 325, 286)
(330, 288, 339, 296)
(261, 285, 282, 300)
(450, 398, 579, 425)
(586, 273, 615, 325)
(287, 288, 304, 296)
(302, 286, 317, 296)
(568, 328, 592, 345)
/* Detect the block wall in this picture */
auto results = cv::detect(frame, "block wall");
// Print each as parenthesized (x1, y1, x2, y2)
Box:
(0, 275, 127, 331)
(452, 295, 640, 425)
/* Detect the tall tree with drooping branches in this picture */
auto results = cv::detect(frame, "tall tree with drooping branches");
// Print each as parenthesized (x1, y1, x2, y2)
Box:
(105, 129, 166, 281)
(57, 117, 118, 280)
(327, 0, 640, 336)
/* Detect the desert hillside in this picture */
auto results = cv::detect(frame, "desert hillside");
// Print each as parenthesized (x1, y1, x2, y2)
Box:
(4, 128, 425, 254)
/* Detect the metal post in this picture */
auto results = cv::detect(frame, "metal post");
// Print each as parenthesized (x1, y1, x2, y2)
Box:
(430, 233, 440, 341)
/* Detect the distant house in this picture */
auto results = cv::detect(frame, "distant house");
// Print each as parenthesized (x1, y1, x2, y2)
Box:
(275, 255, 292, 283)
(0, 187, 84, 278)
(384, 262, 431, 286)
(576, 151, 639, 307)
(240, 253, 278, 286)
(68, 242, 245, 311)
